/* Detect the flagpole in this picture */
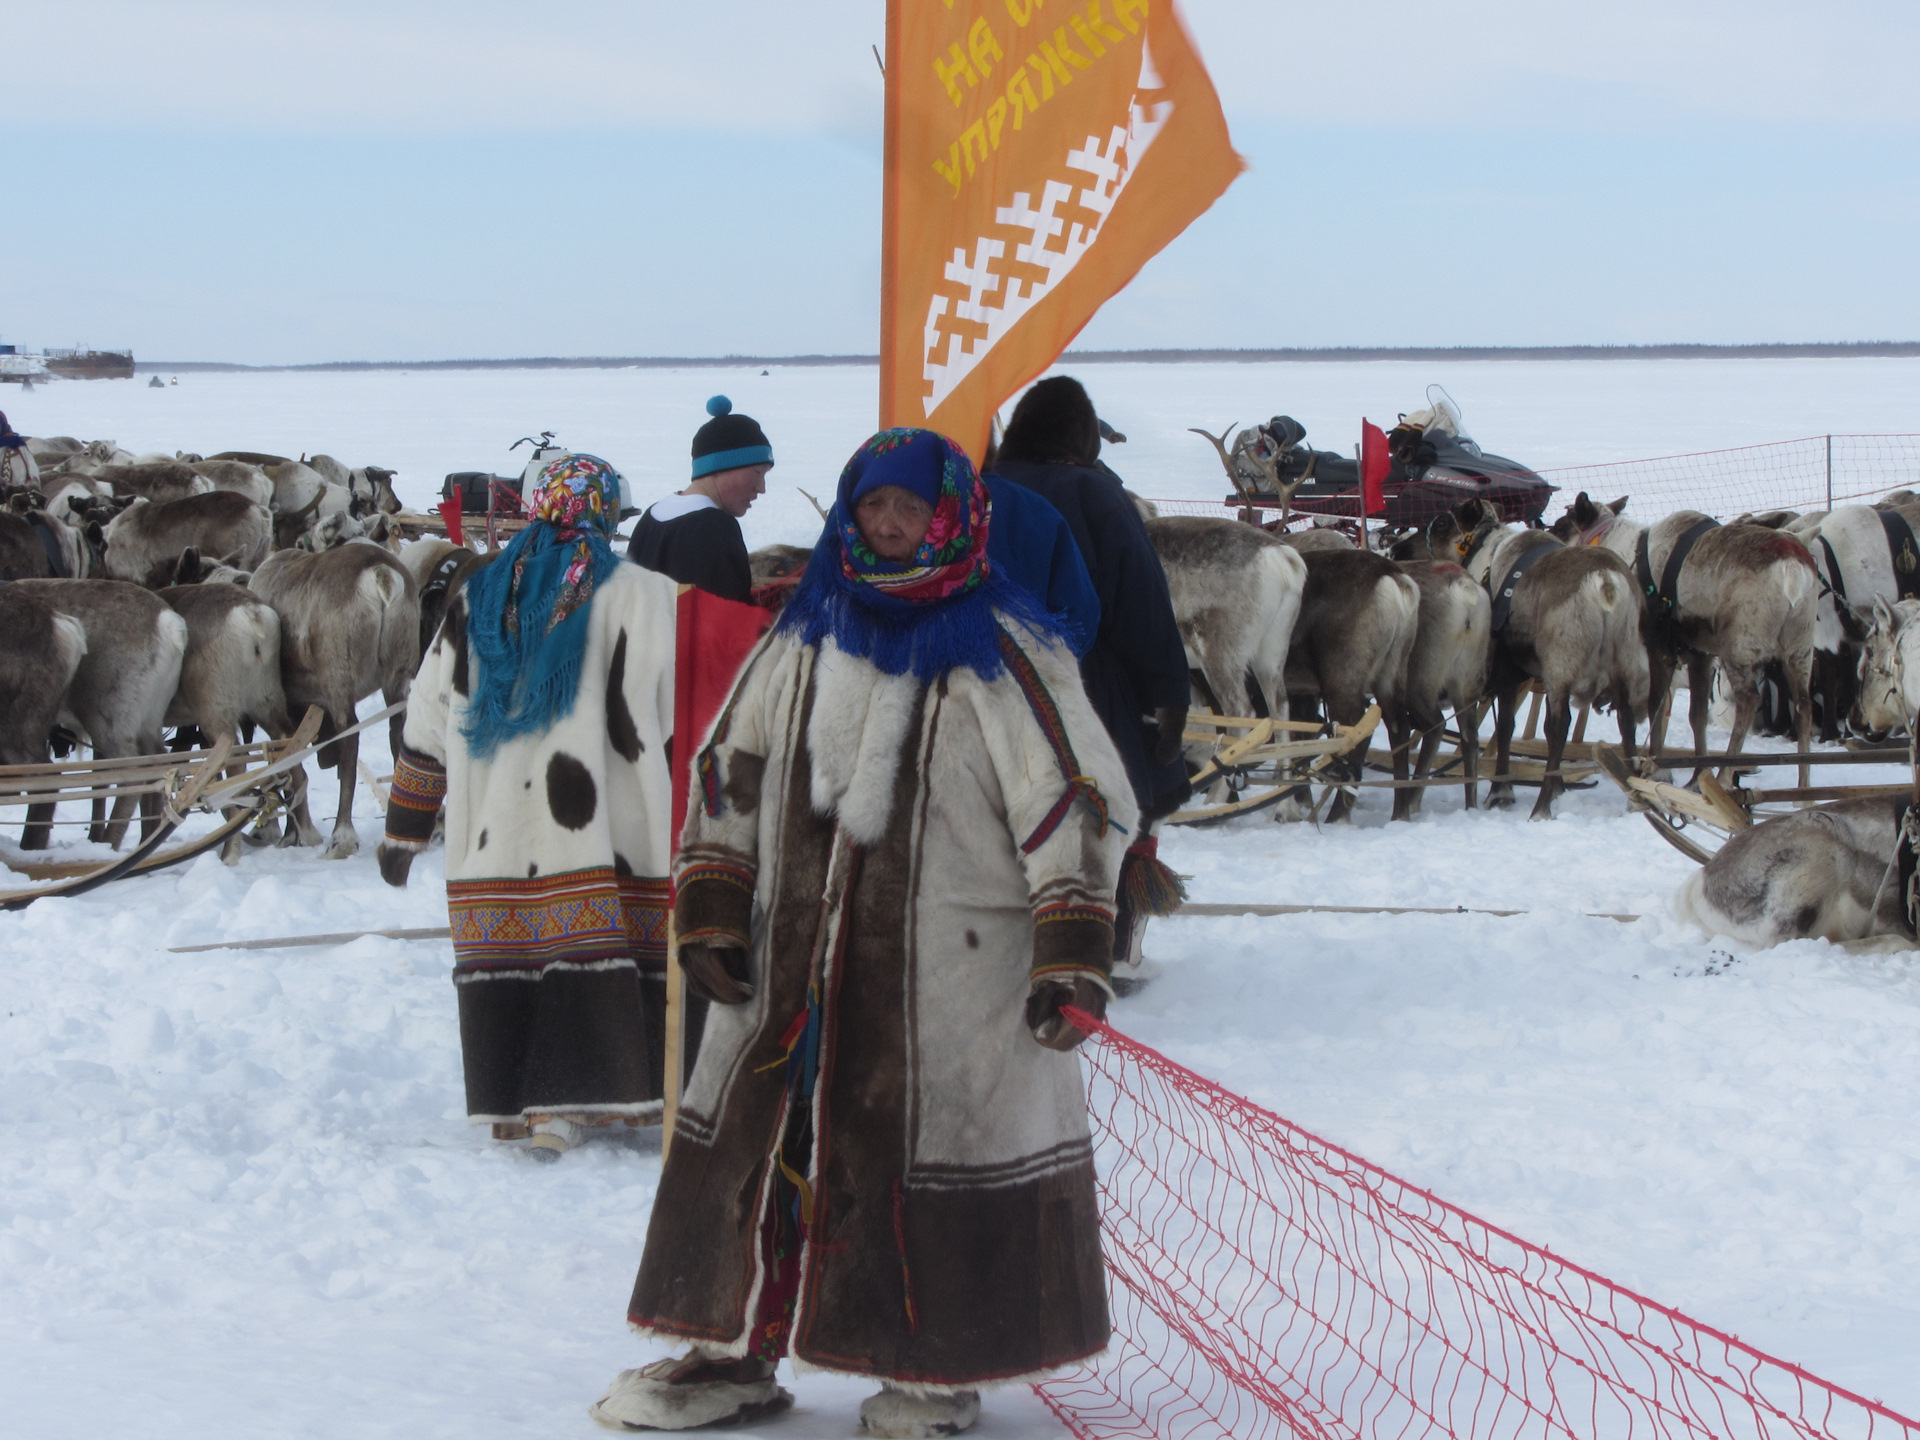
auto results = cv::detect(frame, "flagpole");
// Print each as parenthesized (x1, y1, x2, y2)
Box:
(1355, 442, 1369, 550)
(878, 1, 902, 429)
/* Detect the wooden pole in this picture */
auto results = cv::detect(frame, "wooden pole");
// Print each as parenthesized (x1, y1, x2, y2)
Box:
(1170, 900, 1639, 922)
(661, 582, 693, 1159)
(663, 912, 681, 1159)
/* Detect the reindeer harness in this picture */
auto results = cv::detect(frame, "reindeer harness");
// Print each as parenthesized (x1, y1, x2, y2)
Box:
(1486, 538, 1558, 635)
(23, 510, 68, 578)
(419, 548, 470, 613)
(1879, 509, 1920, 601)
(1577, 512, 1618, 547)
(1634, 517, 1719, 657)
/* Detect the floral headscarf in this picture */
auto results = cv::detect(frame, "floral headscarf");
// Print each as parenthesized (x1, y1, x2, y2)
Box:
(462, 453, 626, 757)
(835, 428, 989, 604)
(778, 428, 1064, 681)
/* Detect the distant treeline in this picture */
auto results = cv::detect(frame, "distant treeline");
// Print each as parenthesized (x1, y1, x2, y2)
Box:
(136, 341, 1920, 374)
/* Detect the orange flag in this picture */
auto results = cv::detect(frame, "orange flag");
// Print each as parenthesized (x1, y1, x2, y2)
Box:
(881, 0, 1244, 462)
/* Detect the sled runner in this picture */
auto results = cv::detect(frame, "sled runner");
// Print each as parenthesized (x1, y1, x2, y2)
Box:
(1591, 739, 1914, 864)
(1168, 706, 1382, 825)
(0, 703, 396, 908)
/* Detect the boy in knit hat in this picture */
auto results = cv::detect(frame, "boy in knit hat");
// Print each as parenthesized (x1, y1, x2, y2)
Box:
(627, 395, 772, 603)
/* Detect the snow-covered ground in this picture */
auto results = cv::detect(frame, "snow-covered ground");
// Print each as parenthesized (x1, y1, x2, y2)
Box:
(5, 362, 1920, 1435)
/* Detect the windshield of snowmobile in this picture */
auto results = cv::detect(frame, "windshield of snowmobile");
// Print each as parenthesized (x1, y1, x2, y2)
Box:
(1403, 385, 1484, 457)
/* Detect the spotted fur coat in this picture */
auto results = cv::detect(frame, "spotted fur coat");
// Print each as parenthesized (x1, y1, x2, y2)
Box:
(626, 616, 1137, 1387)
(385, 561, 678, 1120)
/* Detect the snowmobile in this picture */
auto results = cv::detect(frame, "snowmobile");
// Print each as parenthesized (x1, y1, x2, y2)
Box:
(1205, 387, 1554, 530)
(440, 431, 571, 515)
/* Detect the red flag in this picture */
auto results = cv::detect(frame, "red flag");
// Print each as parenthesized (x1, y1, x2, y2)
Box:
(670, 587, 774, 849)
(437, 496, 464, 548)
(1360, 419, 1390, 519)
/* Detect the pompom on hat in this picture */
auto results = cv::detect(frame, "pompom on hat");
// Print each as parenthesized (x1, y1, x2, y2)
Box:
(691, 394, 774, 479)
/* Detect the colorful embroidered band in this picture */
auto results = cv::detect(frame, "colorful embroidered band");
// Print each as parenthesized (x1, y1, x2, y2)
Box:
(996, 626, 1123, 853)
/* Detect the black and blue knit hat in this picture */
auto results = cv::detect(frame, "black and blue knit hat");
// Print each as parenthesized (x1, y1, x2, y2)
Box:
(691, 395, 773, 479)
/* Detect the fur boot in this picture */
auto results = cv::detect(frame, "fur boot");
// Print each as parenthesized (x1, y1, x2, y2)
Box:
(527, 1115, 584, 1162)
(859, 1385, 981, 1438)
(590, 1352, 791, 1431)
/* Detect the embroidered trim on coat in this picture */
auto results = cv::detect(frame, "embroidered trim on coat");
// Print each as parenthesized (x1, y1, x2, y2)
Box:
(385, 746, 447, 846)
(618, 875, 672, 969)
(994, 626, 1121, 853)
(1034, 901, 1113, 927)
(677, 860, 756, 893)
(449, 866, 644, 974)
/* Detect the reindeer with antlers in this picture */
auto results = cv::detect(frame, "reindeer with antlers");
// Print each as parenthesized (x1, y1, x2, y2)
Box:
(1191, 418, 1312, 524)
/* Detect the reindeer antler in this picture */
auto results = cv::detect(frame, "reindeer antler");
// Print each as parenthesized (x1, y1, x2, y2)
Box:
(1190, 424, 1256, 500)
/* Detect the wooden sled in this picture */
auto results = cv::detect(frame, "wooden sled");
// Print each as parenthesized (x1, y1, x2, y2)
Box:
(0, 702, 390, 909)
(1168, 706, 1382, 826)
(1591, 740, 1914, 865)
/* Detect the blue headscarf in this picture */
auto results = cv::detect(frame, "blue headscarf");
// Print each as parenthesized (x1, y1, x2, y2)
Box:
(777, 428, 1065, 681)
(0, 413, 24, 450)
(461, 453, 625, 757)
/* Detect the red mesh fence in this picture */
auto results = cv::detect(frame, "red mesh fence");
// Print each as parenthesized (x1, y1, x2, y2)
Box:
(1033, 1010, 1918, 1440)
(1146, 433, 1920, 526)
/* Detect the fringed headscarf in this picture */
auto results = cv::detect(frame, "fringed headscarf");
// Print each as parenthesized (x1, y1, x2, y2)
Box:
(778, 428, 1065, 681)
(461, 452, 626, 757)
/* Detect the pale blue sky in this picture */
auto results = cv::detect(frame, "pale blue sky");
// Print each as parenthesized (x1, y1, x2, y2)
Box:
(6, 1, 1916, 363)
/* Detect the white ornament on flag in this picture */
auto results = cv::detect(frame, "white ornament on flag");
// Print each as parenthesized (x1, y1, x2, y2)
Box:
(920, 42, 1174, 416)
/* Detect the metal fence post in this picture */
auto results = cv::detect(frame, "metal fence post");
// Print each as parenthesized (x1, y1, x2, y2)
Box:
(1826, 434, 1833, 509)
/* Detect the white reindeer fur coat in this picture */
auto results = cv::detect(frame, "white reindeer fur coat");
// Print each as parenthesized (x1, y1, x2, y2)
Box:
(627, 616, 1136, 1387)
(386, 561, 677, 1120)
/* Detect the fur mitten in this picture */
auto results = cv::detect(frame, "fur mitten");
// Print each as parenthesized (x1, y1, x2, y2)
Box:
(376, 841, 416, 888)
(1025, 975, 1108, 1051)
(680, 941, 754, 1005)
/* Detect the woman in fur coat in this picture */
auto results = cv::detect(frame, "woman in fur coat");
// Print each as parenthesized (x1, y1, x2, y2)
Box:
(592, 430, 1136, 1438)
(378, 454, 677, 1160)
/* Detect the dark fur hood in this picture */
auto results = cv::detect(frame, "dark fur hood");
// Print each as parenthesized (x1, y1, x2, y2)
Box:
(998, 375, 1101, 467)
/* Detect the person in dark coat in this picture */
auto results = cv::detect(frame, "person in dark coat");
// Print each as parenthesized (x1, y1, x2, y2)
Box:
(627, 395, 770, 602)
(983, 473, 1100, 656)
(990, 376, 1191, 991)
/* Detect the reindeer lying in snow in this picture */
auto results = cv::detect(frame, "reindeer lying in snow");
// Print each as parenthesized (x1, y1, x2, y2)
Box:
(1434, 500, 1649, 819)
(1675, 798, 1913, 949)
(1671, 595, 1920, 951)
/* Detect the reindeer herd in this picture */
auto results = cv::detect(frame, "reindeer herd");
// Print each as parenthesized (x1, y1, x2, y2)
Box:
(7, 416, 1920, 925)
(2, 431, 431, 864)
(1152, 436, 1920, 831)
